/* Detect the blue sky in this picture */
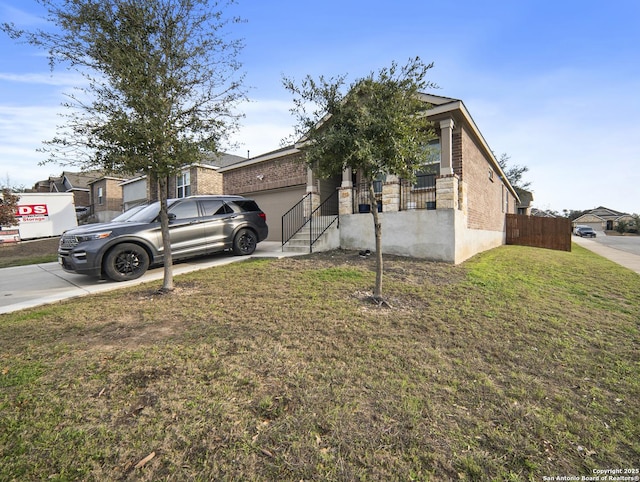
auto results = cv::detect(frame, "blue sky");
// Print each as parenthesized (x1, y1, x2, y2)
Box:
(1, 0, 639, 214)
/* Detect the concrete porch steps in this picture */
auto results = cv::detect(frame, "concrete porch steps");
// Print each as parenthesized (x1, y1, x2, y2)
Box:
(282, 223, 339, 253)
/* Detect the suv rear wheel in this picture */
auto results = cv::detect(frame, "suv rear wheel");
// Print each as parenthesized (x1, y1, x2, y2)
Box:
(103, 243, 150, 281)
(233, 228, 257, 255)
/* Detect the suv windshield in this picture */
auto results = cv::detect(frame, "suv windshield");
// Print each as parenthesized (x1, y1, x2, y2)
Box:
(122, 202, 160, 223)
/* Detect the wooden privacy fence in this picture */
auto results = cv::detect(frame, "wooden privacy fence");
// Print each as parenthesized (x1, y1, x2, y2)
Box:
(506, 214, 572, 252)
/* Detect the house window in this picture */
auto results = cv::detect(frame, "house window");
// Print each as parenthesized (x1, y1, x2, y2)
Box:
(177, 171, 191, 198)
(414, 139, 440, 189)
(373, 174, 384, 194)
(97, 187, 103, 205)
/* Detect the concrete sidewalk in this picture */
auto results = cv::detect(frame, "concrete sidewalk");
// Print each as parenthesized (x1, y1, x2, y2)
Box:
(572, 236, 640, 275)
(0, 242, 304, 315)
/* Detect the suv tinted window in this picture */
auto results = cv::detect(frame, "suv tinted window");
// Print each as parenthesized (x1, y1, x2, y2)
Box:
(200, 199, 229, 216)
(230, 200, 260, 212)
(168, 200, 199, 219)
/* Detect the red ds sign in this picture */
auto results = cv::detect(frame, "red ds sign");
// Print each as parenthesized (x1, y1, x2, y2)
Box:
(16, 204, 49, 216)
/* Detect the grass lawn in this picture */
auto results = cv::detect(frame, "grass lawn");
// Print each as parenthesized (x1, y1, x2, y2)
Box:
(1, 244, 638, 481)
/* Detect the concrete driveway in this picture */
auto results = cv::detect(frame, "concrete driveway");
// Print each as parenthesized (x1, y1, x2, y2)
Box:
(0, 242, 304, 315)
(572, 234, 640, 275)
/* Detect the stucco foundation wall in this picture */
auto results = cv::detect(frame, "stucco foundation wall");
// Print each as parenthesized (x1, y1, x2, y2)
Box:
(454, 223, 505, 264)
(340, 210, 457, 262)
(339, 209, 505, 264)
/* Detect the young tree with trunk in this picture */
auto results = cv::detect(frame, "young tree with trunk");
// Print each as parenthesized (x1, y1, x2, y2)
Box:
(284, 57, 437, 304)
(2, 0, 245, 291)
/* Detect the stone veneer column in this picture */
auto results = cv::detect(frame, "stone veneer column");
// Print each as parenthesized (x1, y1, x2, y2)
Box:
(339, 167, 353, 215)
(381, 175, 400, 212)
(305, 166, 320, 217)
(439, 118, 455, 176)
(436, 175, 459, 210)
(458, 179, 468, 214)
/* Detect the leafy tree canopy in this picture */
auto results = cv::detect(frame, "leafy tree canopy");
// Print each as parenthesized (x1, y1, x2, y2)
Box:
(284, 57, 438, 183)
(498, 153, 531, 191)
(2, 0, 245, 178)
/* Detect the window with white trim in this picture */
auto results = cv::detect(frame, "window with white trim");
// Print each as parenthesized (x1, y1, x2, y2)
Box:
(97, 187, 103, 205)
(177, 170, 191, 198)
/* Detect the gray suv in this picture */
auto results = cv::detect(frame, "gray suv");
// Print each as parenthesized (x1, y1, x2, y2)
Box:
(58, 195, 268, 281)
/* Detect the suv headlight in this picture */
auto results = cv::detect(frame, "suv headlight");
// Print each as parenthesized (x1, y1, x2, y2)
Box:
(75, 231, 112, 243)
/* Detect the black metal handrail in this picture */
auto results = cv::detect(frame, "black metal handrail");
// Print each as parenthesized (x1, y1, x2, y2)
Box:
(308, 190, 339, 252)
(282, 192, 311, 247)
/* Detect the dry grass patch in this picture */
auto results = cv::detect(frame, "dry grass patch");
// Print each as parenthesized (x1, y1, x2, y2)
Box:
(1, 245, 638, 481)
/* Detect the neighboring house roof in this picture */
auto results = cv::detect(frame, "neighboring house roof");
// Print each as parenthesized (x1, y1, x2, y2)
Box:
(584, 206, 628, 220)
(219, 145, 299, 172)
(48, 170, 104, 192)
(88, 175, 127, 186)
(573, 207, 631, 225)
(201, 152, 246, 168)
(516, 188, 534, 208)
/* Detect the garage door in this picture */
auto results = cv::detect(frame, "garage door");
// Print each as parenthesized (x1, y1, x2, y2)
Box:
(242, 186, 306, 241)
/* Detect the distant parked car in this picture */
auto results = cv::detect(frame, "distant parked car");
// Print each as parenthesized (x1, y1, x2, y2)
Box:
(75, 206, 89, 219)
(58, 195, 268, 281)
(575, 226, 596, 238)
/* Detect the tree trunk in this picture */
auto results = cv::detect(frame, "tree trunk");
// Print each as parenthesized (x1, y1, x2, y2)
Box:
(368, 182, 383, 301)
(158, 175, 174, 292)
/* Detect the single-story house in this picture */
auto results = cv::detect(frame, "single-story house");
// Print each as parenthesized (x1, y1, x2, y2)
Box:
(220, 93, 519, 264)
(572, 207, 634, 232)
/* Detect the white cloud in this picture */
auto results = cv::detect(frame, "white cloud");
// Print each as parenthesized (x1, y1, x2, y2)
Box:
(0, 71, 84, 87)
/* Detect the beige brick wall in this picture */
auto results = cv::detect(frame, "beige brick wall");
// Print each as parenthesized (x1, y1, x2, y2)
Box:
(223, 152, 307, 195)
(91, 178, 123, 214)
(458, 126, 516, 231)
(192, 167, 223, 195)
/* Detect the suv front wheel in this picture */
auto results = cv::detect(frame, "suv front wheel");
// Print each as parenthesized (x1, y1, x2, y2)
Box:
(233, 228, 257, 255)
(103, 243, 150, 281)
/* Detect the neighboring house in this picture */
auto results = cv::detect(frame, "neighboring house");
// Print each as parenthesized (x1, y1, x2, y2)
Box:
(222, 93, 519, 264)
(572, 206, 634, 232)
(32, 170, 103, 213)
(88, 175, 128, 223)
(120, 152, 245, 212)
(516, 189, 534, 215)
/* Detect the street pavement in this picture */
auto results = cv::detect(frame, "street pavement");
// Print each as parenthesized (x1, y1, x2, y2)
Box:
(572, 234, 640, 275)
(0, 241, 304, 315)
